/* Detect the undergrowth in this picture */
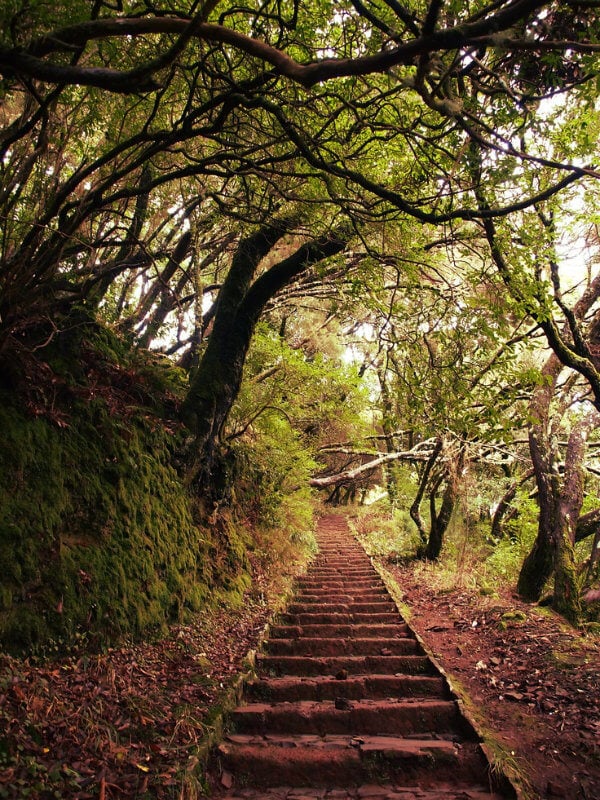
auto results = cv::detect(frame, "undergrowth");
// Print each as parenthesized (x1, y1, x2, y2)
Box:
(346, 480, 539, 602)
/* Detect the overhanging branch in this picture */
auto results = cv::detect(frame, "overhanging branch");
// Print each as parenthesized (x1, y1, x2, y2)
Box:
(2, 2, 590, 94)
(310, 440, 442, 488)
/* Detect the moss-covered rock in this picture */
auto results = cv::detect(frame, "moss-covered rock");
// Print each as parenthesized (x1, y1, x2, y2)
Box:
(497, 609, 527, 630)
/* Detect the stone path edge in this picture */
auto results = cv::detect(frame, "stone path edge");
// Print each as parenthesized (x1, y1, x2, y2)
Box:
(194, 579, 302, 779)
(371, 559, 523, 800)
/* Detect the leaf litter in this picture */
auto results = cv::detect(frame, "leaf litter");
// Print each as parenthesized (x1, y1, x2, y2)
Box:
(0, 557, 303, 799)
(391, 562, 600, 800)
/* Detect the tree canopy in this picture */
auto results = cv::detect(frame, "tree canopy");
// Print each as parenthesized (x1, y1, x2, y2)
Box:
(2, 0, 600, 624)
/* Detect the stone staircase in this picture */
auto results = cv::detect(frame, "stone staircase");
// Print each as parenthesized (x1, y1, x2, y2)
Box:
(212, 515, 514, 799)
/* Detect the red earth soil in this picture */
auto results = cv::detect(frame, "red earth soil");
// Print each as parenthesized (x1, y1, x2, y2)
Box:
(388, 562, 600, 800)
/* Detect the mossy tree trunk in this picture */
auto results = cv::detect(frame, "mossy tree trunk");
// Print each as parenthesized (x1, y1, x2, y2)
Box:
(552, 414, 598, 623)
(517, 419, 561, 600)
(519, 418, 596, 614)
(517, 346, 599, 621)
(180, 220, 349, 487)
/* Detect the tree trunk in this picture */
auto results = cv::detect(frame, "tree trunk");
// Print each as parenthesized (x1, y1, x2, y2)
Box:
(575, 507, 600, 543)
(424, 472, 455, 560)
(423, 446, 465, 560)
(490, 469, 535, 540)
(180, 222, 349, 486)
(410, 438, 443, 545)
(517, 520, 556, 600)
(516, 423, 560, 600)
(552, 413, 598, 622)
(554, 535, 582, 623)
(180, 220, 291, 468)
(518, 368, 599, 616)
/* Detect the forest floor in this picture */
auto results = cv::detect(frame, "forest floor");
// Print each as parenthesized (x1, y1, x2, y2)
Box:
(1, 532, 599, 799)
(0, 549, 305, 800)
(387, 561, 600, 800)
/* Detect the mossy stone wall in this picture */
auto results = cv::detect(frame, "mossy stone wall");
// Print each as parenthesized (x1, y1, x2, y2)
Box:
(0, 393, 249, 654)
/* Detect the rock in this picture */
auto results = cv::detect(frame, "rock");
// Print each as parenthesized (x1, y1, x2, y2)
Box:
(334, 697, 353, 710)
(221, 770, 233, 789)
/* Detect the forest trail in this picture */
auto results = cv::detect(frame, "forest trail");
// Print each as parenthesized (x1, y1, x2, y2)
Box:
(212, 514, 513, 799)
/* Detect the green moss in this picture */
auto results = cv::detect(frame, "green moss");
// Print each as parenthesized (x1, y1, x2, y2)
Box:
(0, 318, 317, 656)
(501, 609, 527, 623)
(582, 621, 600, 635)
(0, 401, 204, 652)
(0, 328, 263, 656)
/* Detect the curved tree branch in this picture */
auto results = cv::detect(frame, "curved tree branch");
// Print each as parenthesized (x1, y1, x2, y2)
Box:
(3, 1, 591, 94)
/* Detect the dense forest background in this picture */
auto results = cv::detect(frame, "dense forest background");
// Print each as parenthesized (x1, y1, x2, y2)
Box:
(1, 0, 600, 655)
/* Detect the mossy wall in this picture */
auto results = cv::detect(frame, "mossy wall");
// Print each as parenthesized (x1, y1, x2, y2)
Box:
(0, 315, 320, 655)
(0, 354, 253, 655)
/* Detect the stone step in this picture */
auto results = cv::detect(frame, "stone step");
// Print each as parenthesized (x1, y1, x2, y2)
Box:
(287, 602, 397, 615)
(294, 593, 390, 603)
(256, 654, 433, 677)
(279, 612, 402, 625)
(311, 563, 362, 567)
(308, 566, 376, 572)
(264, 637, 420, 657)
(310, 560, 374, 566)
(312, 557, 371, 562)
(298, 588, 389, 597)
(313, 554, 369, 560)
(269, 624, 411, 639)
(296, 585, 384, 593)
(230, 698, 467, 737)
(297, 581, 384, 590)
(306, 573, 379, 581)
(217, 785, 508, 799)
(246, 674, 450, 703)
(218, 735, 487, 788)
(209, 515, 514, 799)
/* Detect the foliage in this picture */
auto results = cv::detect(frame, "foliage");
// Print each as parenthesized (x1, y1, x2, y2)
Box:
(233, 321, 370, 442)
(350, 504, 423, 563)
(351, 470, 538, 595)
(483, 516, 539, 586)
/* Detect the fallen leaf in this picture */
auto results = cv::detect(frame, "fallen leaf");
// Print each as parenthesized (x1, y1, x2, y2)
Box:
(221, 770, 233, 789)
(505, 692, 524, 702)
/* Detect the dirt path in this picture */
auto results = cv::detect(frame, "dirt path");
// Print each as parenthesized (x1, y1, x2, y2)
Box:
(211, 515, 512, 799)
